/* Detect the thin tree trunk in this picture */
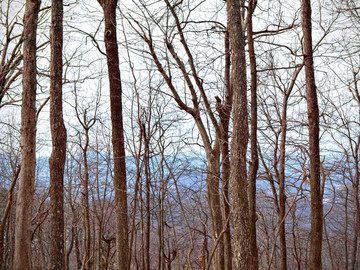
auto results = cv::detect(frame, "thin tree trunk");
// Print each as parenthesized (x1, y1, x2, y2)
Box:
(247, 1, 259, 268)
(352, 168, 360, 270)
(227, 0, 254, 268)
(82, 130, 92, 270)
(49, 0, 67, 268)
(278, 96, 288, 270)
(96, 0, 129, 268)
(13, 1, 40, 269)
(0, 166, 20, 270)
(344, 181, 349, 270)
(218, 29, 233, 270)
(159, 157, 165, 270)
(302, 0, 323, 269)
(278, 65, 303, 270)
(75, 228, 82, 270)
(206, 154, 224, 270)
(143, 124, 151, 270)
(65, 226, 75, 270)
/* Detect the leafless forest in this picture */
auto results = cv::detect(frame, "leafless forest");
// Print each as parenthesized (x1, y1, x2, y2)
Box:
(0, 0, 359, 269)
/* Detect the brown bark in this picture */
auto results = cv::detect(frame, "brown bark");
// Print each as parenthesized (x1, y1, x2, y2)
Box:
(141, 122, 151, 270)
(344, 178, 349, 270)
(65, 226, 75, 270)
(96, 0, 129, 268)
(227, 0, 254, 268)
(13, 1, 40, 269)
(75, 228, 82, 270)
(247, 1, 259, 268)
(302, 0, 323, 269)
(352, 163, 360, 270)
(49, 0, 67, 268)
(217, 29, 233, 270)
(81, 128, 92, 270)
(206, 154, 224, 269)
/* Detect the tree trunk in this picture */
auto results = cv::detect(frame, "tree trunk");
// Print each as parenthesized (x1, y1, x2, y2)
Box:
(82, 130, 92, 270)
(302, 0, 323, 269)
(278, 94, 288, 270)
(49, 0, 67, 268)
(75, 228, 82, 270)
(227, 0, 254, 268)
(206, 154, 224, 270)
(0, 166, 20, 270)
(352, 167, 360, 270)
(143, 124, 151, 270)
(96, 0, 129, 268)
(13, 1, 40, 269)
(217, 29, 233, 270)
(247, 1, 259, 268)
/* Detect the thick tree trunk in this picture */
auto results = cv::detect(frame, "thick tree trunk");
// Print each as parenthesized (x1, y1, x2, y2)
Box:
(97, 0, 129, 268)
(49, 0, 67, 268)
(247, 1, 259, 268)
(13, 1, 40, 269)
(302, 0, 323, 269)
(227, 0, 254, 268)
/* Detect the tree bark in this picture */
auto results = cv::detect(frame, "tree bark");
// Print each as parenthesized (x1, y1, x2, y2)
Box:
(302, 0, 323, 269)
(82, 128, 92, 270)
(206, 154, 224, 270)
(351, 165, 359, 270)
(13, 1, 40, 269)
(141, 123, 151, 270)
(49, 0, 67, 268)
(227, 0, 255, 268)
(96, 0, 129, 268)
(0, 166, 20, 270)
(247, 1, 259, 268)
(217, 29, 233, 270)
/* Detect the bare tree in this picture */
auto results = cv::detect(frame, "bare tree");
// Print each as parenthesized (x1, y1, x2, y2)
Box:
(96, 0, 129, 268)
(73, 86, 98, 270)
(13, 0, 40, 269)
(226, 0, 255, 268)
(302, 0, 323, 269)
(0, 0, 23, 109)
(125, 1, 231, 267)
(49, 0, 67, 268)
(247, 1, 259, 268)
